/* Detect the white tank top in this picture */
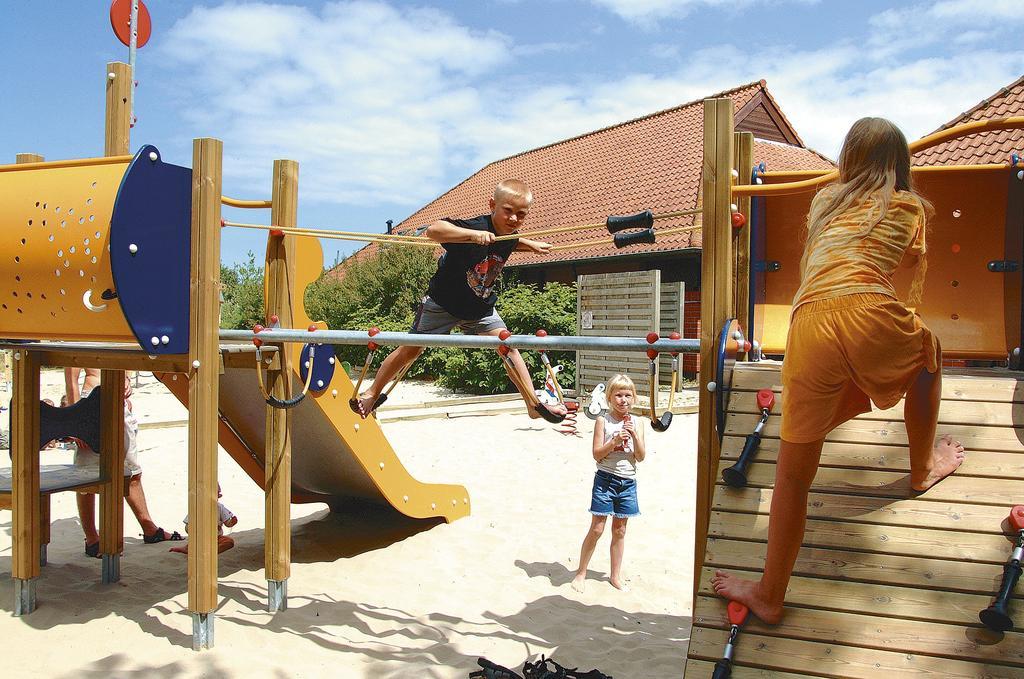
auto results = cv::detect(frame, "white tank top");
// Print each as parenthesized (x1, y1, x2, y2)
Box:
(597, 413, 637, 478)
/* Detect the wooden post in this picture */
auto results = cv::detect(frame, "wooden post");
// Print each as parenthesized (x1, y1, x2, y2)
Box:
(11, 349, 41, 615)
(733, 132, 754, 341)
(102, 62, 130, 582)
(99, 370, 125, 583)
(105, 62, 132, 156)
(264, 159, 298, 611)
(694, 99, 735, 595)
(15, 153, 49, 569)
(188, 137, 223, 649)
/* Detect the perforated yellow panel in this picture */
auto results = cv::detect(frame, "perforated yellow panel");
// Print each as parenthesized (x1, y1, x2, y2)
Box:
(0, 158, 135, 342)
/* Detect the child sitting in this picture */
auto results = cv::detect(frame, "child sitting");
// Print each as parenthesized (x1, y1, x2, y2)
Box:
(170, 485, 238, 554)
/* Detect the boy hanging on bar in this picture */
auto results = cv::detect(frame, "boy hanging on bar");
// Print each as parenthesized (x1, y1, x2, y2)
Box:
(352, 179, 566, 423)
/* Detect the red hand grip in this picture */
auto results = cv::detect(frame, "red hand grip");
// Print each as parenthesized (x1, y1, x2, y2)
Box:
(756, 388, 775, 411)
(727, 600, 749, 626)
(1010, 505, 1024, 532)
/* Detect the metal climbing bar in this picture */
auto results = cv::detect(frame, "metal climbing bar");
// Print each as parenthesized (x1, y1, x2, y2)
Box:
(220, 328, 698, 354)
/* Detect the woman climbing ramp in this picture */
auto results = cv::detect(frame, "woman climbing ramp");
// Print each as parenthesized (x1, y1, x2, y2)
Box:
(351, 179, 567, 423)
(711, 117, 965, 624)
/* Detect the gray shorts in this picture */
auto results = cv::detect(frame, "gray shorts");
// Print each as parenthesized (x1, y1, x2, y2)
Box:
(411, 297, 506, 335)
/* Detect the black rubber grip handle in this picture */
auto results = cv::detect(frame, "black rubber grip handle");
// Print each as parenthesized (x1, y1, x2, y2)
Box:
(980, 559, 1022, 631)
(613, 227, 655, 249)
(712, 658, 732, 679)
(722, 431, 761, 487)
(606, 210, 654, 233)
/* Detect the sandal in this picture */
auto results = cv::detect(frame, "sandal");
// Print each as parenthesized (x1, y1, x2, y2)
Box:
(534, 403, 566, 424)
(347, 393, 388, 419)
(84, 541, 101, 559)
(143, 527, 184, 544)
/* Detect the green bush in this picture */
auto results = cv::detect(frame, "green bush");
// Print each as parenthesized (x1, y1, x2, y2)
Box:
(221, 242, 579, 396)
(220, 252, 265, 329)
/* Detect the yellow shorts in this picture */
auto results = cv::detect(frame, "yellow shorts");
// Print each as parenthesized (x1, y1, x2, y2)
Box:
(780, 293, 938, 443)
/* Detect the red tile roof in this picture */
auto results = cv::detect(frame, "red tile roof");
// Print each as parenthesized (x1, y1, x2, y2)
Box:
(329, 80, 834, 276)
(913, 75, 1024, 167)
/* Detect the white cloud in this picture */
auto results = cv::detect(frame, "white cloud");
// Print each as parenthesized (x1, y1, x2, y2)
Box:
(869, 0, 1024, 58)
(589, 0, 817, 24)
(158, 1, 1024, 217)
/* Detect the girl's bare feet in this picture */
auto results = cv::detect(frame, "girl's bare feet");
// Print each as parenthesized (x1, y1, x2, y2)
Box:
(711, 571, 783, 624)
(911, 434, 965, 492)
(571, 573, 586, 593)
(610, 577, 630, 592)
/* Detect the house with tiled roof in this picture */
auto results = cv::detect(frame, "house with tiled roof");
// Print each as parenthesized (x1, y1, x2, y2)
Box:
(914, 74, 1024, 167)
(329, 80, 833, 291)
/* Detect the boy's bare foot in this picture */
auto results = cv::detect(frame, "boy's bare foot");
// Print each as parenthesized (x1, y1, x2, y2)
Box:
(711, 570, 783, 624)
(170, 543, 188, 554)
(911, 434, 965, 492)
(571, 573, 586, 593)
(609, 577, 630, 592)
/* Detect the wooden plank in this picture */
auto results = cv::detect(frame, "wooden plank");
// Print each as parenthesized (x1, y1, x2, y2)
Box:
(732, 364, 1024, 403)
(720, 434, 1022, 477)
(684, 659, 816, 678)
(727, 388, 1024, 429)
(187, 137, 223, 616)
(716, 460, 1024, 506)
(11, 349, 41, 582)
(705, 537, 1018, 596)
(689, 626, 1019, 678)
(692, 601, 1024, 670)
(708, 510, 1013, 563)
(712, 486, 1015, 534)
(697, 567, 1012, 630)
(695, 98, 732, 593)
(725, 412, 1024, 454)
(264, 158, 298, 586)
(104, 61, 131, 156)
(99, 369, 125, 557)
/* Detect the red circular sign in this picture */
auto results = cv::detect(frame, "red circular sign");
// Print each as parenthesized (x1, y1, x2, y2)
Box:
(110, 0, 152, 48)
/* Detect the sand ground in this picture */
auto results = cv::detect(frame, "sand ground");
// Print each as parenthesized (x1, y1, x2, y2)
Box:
(0, 369, 697, 678)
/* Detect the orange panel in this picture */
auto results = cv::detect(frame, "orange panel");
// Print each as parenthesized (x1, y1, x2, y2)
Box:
(0, 158, 135, 342)
(753, 168, 1022, 360)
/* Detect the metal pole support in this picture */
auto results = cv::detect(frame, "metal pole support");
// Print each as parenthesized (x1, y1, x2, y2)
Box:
(268, 579, 288, 612)
(102, 554, 121, 584)
(14, 578, 36, 616)
(192, 612, 214, 650)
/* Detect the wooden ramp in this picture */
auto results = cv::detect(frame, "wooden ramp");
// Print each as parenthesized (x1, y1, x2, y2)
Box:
(685, 362, 1024, 678)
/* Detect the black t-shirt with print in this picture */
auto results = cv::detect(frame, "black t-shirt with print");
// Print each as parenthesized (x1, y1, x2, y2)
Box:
(426, 214, 518, 319)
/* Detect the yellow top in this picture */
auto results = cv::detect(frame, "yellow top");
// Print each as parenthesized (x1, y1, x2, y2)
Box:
(793, 189, 926, 310)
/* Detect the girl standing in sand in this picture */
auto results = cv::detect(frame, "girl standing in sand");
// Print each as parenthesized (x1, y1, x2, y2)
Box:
(712, 117, 965, 624)
(572, 374, 645, 593)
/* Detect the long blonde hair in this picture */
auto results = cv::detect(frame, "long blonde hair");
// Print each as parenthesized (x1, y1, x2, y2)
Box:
(801, 117, 932, 306)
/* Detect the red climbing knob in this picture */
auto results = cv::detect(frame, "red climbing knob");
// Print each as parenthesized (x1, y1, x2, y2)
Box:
(252, 324, 265, 347)
(756, 388, 775, 411)
(646, 349, 658, 360)
(727, 601, 749, 626)
(270, 228, 284, 237)
(668, 331, 681, 356)
(498, 345, 510, 356)
(220, 218, 226, 228)
(731, 211, 746, 229)
(743, 340, 752, 352)
(646, 331, 660, 344)
(368, 327, 380, 336)
(499, 329, 511, 341)
(1010, 505, 1024, 532)
(308, 324, 318, 333)
(269, 314, 279, 326)
(536, 329, 548, 337)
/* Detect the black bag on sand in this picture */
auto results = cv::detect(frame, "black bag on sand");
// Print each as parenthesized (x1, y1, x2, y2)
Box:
(523, 655, 613, 679)
(470, 657, 524, 679)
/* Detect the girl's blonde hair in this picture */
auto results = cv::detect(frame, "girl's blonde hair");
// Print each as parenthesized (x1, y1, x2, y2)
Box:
(606, 374, 637, 398)
(802, 117, 932, 306)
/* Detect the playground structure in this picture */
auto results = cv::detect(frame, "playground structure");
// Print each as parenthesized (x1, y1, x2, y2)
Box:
(0, 59, 707, 650)
(686, 100, 1024, 676)
(2, 51, 1024, 674)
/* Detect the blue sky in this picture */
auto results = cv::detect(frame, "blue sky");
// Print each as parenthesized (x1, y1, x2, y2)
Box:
(3, 1, 1022, 267)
